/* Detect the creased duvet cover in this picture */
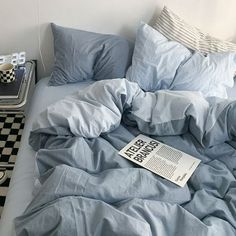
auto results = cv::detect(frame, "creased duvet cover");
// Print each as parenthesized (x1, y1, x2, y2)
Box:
(15, 79, 236, 236)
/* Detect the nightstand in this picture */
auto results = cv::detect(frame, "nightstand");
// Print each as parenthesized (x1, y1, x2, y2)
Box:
(0, 60, 36, 114)
(0, 61, 35, 206)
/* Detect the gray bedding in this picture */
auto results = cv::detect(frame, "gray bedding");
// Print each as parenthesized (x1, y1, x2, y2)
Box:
(15, 79, 236, 235)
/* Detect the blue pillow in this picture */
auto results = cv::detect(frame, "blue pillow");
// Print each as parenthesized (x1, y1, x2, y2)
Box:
(126, 23, 191, 91)
(126, 23, 236, 98)
(170, 52, 235, 98)
(49, 23, 132, 86)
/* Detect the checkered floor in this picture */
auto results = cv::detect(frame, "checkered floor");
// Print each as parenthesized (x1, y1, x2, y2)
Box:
(0, 113, 25, 217)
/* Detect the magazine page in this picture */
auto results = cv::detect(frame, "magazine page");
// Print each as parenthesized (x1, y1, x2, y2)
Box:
(119, 134, 201, 187)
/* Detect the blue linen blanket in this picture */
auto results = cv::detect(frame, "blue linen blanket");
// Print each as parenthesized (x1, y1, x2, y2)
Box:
(15, 79, 236, 235)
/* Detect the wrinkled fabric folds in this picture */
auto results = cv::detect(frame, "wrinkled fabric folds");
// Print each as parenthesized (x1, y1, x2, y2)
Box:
(15, 79, 236, 236)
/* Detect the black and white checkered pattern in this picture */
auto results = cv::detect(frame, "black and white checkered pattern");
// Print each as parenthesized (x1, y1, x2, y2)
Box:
(0, 113, 25, 217)
(0, 69, 15, 83)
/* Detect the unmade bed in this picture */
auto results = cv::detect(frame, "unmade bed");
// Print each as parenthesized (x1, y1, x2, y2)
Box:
(1, 6, 236, 236)
(1, 76, 236, 235)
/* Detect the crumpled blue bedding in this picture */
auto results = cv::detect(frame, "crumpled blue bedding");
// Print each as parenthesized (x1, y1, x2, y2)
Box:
(15, 79, 236, 236)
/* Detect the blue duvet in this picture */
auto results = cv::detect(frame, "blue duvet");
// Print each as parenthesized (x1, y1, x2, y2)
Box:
(15, 79, 236, 236)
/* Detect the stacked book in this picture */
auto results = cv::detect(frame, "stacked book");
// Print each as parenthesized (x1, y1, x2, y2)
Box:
(0, 68, 25, 104)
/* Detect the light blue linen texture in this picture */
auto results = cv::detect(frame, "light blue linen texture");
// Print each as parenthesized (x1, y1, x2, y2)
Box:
(50, 23, 131, 86)
(171, 52, 235, 97)
(126, 23, 236, 98)
(126, 23, 191, 91)
(15, 79, 236, 236)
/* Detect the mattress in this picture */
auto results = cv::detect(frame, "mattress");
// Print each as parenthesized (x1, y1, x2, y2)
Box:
(0, 77, 236, 236)
(0, 77, 94, 236)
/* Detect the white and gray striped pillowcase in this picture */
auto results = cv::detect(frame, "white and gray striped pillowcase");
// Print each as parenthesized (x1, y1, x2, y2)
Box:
(152, 6, 236, 54)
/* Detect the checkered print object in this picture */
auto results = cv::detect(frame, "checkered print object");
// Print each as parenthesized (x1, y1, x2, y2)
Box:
(0, 69, 15, 83)
(0, 113, 25, 217)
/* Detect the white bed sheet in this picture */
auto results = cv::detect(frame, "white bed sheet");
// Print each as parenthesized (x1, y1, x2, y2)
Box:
(0, 77, 94, 236)
(0, 77, 236, 236)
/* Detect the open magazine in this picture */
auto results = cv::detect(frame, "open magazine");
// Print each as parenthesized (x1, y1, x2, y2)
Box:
(119, 134, 201, 187)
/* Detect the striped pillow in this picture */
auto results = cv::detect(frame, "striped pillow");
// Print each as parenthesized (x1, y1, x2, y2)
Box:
(153, 6, 236, 54)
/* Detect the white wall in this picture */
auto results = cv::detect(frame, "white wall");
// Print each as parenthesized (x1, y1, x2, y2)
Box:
(1, 0, 236, 79)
